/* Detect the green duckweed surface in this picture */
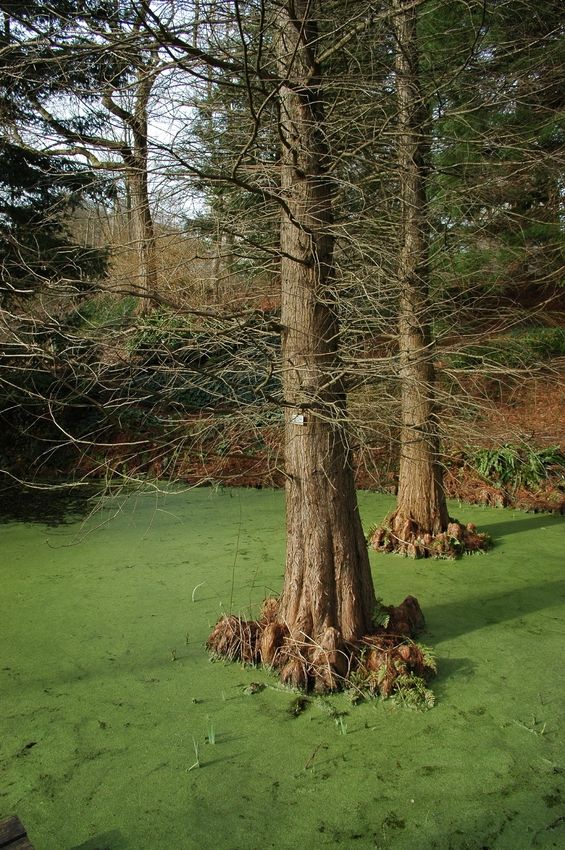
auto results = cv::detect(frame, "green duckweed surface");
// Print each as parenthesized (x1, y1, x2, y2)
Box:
(1, 487, 564, 850)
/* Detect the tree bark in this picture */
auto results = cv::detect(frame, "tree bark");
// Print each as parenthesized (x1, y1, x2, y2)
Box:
(391, 0, 449, 538)
(208, 1, 433, 692)
(104, 57, 158, 316)
(128, 154, 158, 315)
(275, 0, 376, 667)
(130, 60, 158, 316)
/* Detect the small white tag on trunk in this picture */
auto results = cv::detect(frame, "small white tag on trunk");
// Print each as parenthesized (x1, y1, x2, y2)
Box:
(291, 413, 305, 425)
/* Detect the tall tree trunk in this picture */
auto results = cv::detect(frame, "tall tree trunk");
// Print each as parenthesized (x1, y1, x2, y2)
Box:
(390, 0, 449, 541)
(274, 0, 376, 685)
(209, 1, 433, 694)
(131, 63, 158, 316)
(370, 2, 490, 557)
(105, 60, 158, 316)
(128, 154, 158, 316)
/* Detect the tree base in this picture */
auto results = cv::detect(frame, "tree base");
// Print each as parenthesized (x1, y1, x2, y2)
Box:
(369, 512, 491, 558)
(207, 595, 436, 700)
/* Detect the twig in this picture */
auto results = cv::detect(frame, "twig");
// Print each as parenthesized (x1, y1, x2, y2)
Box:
(304, 742, 326, 770)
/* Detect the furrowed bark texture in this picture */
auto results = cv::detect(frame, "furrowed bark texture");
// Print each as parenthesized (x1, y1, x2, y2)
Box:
(276, 0, 376, 644)
(393, 0, 449, 536)
(129, 161, 158, 314)
(118, 64, 158, 316)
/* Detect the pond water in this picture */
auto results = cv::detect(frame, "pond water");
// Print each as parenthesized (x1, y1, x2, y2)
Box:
(1, 486, 564, 850)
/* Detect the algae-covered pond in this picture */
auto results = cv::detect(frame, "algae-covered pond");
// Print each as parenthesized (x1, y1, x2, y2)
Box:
(1, 487, 564, 850)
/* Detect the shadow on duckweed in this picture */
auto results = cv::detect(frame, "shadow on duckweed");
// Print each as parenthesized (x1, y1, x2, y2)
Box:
(0, 481, 103, 526)
(70, 831, 126, 850)
(425, 578, 565, 642)
(478, 512, 564, 538)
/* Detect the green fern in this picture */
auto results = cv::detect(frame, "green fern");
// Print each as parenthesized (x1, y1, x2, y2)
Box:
(470, 443, 564, 491)
(376, 664, 388, 686)
(392, 673, 435, 710)
(372, 598, 390, 629)
(413, 642, 438, 674)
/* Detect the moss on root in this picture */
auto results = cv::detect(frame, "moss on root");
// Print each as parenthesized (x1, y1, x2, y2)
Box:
(207, 595, 436, 704)
(368, 516, 491, 558)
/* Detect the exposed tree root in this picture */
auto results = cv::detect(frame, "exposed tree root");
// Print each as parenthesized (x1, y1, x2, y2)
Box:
(369, 512, 491, 558)
(207, 595, 436, 700)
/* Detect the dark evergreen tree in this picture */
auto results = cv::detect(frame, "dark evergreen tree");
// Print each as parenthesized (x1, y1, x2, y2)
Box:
(0, 0, 164, 311)
(427, 0, 565, 310)
(0, 141, 107, 304)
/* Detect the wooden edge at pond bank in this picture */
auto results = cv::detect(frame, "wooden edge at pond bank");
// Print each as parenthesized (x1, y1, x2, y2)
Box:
(0, 815, 35, 850)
